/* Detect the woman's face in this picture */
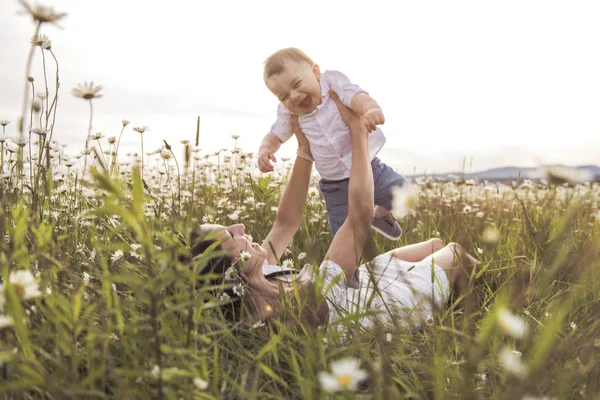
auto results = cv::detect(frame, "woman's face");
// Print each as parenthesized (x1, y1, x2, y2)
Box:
(201, 224, 268, 276)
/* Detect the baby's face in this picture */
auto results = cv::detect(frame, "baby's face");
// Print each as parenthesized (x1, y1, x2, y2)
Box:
(265, 60, 322, 115)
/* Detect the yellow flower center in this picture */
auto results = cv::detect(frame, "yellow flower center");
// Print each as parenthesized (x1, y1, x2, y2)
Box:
(14, 283, 26, 299)
(336, 375, 351, 388)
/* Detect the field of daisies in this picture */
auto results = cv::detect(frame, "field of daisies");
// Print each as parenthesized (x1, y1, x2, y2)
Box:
(1, 2, 600, 400)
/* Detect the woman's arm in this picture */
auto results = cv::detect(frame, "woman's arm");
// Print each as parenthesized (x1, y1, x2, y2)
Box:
(254, 97, 372, 325)
(261, 117, 313, 264)
(323, 92, 375, 283)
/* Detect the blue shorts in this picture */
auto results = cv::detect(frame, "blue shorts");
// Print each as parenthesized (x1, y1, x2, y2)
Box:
(318, 157, 407, 236)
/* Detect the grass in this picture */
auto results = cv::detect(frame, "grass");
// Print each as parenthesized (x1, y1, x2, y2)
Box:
(1, 2, 600, 399)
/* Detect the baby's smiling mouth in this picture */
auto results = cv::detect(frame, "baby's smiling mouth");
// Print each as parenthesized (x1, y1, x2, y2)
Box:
(298, 95, 311, 108)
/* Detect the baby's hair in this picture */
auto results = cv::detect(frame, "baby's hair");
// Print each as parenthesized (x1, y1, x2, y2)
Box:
(263, 47, 314, 80)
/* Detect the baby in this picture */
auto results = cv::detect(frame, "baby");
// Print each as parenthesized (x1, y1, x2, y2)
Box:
(258, 47, 407, 240)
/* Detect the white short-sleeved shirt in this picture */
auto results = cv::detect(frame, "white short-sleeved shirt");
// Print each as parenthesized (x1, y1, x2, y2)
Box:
(263, 255, 450, 332)
(270, 70, 387, 181)
(317, 254, 450, 331)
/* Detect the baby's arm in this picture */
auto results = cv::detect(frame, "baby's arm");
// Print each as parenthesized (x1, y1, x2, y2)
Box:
(258, 132, 283, 173)
(260, 103, 295, 172)
(351, 93, 385, 133)
(325, 70, 385, 133)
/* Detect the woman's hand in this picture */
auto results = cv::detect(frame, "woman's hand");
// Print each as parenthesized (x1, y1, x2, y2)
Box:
(290, 115, 312, 157)
(329, 90, 367, 137)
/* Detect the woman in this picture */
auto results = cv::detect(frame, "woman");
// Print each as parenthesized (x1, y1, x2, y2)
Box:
(191, 92, 479, 330)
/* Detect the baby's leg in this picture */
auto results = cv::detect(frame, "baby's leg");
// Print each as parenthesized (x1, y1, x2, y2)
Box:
(374, 205, 391, 217)
(371, 157, 408, 212)
(318, 179, 349, 237)
(371, 158, 406, 240)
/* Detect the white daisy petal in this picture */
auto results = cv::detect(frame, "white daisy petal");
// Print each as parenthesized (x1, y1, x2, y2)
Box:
(497, 309, 528, 339)
(193, 377, 208, 390)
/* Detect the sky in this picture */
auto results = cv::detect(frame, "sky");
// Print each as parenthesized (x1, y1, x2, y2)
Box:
(1, 0, 599, 174)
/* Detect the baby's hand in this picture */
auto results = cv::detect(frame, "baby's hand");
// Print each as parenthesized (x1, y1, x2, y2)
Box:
(258, 148, 277, 173)
(363, 108, 385, 133)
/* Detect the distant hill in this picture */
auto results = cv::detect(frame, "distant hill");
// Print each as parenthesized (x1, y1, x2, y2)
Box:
(407, 165, 600, 182)
(376, 146, 600, 178)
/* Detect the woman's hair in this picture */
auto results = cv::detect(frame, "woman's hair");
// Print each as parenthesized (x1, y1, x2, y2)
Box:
(190, 226, 245, 322)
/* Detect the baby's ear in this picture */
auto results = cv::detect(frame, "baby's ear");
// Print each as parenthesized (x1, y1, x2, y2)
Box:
(312, 63, 321, 79)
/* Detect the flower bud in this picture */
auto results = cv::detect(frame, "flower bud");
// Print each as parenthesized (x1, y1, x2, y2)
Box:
(32, 99, 42, 113)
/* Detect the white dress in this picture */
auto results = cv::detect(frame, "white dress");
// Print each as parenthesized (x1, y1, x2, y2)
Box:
(263, 253, 450, 331)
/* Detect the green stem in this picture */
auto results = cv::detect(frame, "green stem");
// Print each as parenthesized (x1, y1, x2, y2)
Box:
(1, 125, 6, 173)
(97, 139, 107, 168)
(40, 48, 49, 125)
(189, 156, 197, 224)
(19, 22, 41, 135)
(17, 147, 24, 188)
(38, 93, 43, 135)
(44, 49, 60, 165)
(36, 133, 47, 196)
(162, 158, 170, 184)
(28, 81, 35, 185)
(113, 125, 126, 175)
(150, 294, 163, 400)
(140, 133, 144, 178)
(169, 148, 181, 214)
(82, 100, 94, 178)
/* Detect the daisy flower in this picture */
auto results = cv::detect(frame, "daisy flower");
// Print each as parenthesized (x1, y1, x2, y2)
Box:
(0, 315, 14, 330)
(83, 272, 90, 286)
(72, 82, 104, 100)
(3, 270, 41, 302)
(318, 357, 367, 392)
(18, 1, 68, 27)
(482, 227, 500, 244)
(497, 308, 528, 339)
(391, 185, 418, 218)
(193, 377, 208, 390)
(111, 250, 124, 262)
(239, 251, 251, 262)
(499, 347, 528, 377)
